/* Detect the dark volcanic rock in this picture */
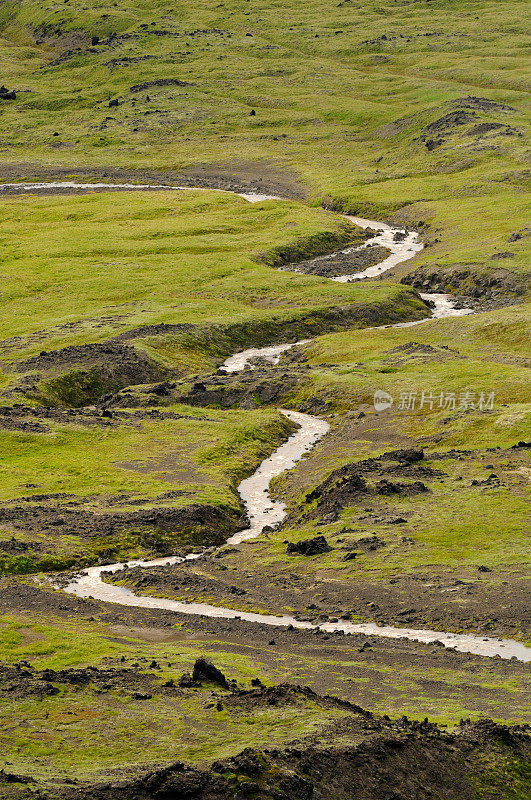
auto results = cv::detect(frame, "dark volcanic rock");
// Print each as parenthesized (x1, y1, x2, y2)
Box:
(401, 264, 527, 299)
(178, 672, 196, 688)
(424, 109, 475, 132)
(353, 535, 387, 552)
(192, 658, 230, 689)
(212, 747, 264, 777)
(0, 536, 31, 553)
(0, 502, 242, 550)
(129, 78, 193, 92)
(0, 85, 16, 100)
(292, 448, 437, 523)
(287, 536, 332, 556)
(0, 769, 35, 784)
(451, 95, 516, 112)
(306, 467, 367, 504)
(375, 479, 428, 495)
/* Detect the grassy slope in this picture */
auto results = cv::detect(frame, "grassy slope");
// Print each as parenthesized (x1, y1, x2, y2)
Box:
(0, 190, 421, 364)
(0, 0, 529, 787)
(0, 0, 528, 281)
(0, 405, 296, 571)
(0, 188, 425, 574)
(122, 308, 530, 638)
(272, 306, 530, 574)
(0, 406, 291, 507)
(296, 303, 530, 426)
(0, 609, 529, 778)
(0, 615, 347, 779)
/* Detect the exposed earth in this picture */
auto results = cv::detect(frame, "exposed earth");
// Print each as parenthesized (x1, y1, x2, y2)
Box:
(0, 193, 528, 797)
(0, 0, 529, 797)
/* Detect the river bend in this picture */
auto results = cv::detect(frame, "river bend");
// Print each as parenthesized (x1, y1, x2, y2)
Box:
(10, 181, 523, 662)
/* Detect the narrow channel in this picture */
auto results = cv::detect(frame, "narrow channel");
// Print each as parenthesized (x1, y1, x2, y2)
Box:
(16, 181, 522, 663)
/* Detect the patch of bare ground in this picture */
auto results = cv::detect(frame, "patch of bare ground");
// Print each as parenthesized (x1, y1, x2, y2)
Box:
(0, 502, 242, 555)
(0, 582, 529, 724)
(0, 161, 307, 200)
(282, 244, 391, 278)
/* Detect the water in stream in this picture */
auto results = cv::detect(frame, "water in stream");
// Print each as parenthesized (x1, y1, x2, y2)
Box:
(0, 181, 278, 203)
(18, 181, 522, 662)
(63, 322, 530, 661)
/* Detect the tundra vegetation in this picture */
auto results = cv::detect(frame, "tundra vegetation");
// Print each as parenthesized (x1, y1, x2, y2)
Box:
(0, 1, 529, 798)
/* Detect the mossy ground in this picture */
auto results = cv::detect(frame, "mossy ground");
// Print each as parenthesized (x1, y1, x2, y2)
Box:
(0, 405, 296, 572)
(0, 0, 528, 285)
(0, 0, 529, 791)
(0, 606, 529, 790)
(0, 190, 408, 366)
(0, 616, 345, 780)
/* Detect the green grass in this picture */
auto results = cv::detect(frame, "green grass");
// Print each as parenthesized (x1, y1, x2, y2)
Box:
(0, 405, 291, 503)
(252, 305, 531, 580)
(0, 616, 346, 779)
(0, 0, 529, 782)
(0, 610, 528, 779)
(288, 303, 530, 439)
(0, 405, 295, 571)
(0, 190, 424, 367)
(0, 0, 528, 285)
(0, 691, 340, 777)
(272, 470, 529, 578)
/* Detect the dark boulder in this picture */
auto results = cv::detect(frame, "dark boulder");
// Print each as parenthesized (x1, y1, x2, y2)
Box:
(343, 551, 358, 561)
(0, 86, 16, 100)
(287, 536, 332, 556)
(178, 672, 195, 688)
(306, 469, 366, 503)
(192, 657, 230, 689)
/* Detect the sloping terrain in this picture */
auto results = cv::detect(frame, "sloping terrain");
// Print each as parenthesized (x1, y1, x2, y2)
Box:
(0, 608, 529, 799)
(0, 0, 529, 798)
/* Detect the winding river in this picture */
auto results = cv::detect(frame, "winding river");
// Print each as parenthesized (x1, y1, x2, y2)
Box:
(64, 401, 530, 661)
(9, 181, 527, 663)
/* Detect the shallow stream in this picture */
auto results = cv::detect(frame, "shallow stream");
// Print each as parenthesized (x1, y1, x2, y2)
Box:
(14, 181, 523, 662)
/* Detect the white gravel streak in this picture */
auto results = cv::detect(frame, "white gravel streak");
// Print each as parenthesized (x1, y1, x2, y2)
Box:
(0, 181, 278, 203)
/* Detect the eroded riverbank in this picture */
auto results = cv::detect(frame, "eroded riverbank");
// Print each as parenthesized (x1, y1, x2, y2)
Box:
(62, 392, 530, 662)
(29, 182, 523, 663)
